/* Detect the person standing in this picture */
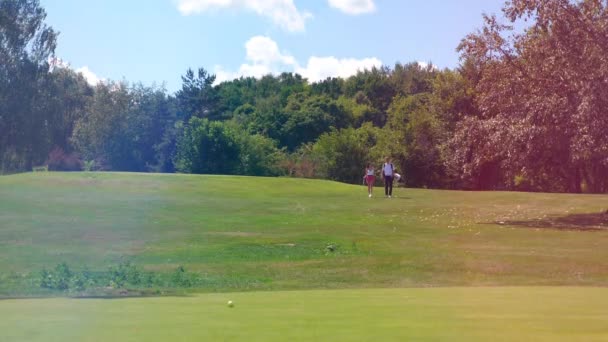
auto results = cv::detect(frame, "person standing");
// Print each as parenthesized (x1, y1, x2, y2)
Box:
(382, 157, 394, 198)
(364, 163, 376, 198)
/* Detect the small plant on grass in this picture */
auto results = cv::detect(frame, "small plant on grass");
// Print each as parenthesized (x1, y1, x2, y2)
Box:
(171, 266, 199, 287)
(39, 262, 72, 291)
(83, 160, 95, 172)
(325, 243, 338, 255)
(108, 261, 142, 288)
(32, 165, 48, 172)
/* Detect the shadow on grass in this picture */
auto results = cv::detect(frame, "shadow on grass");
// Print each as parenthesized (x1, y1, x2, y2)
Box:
(497, 211, 608, 232)
(0, 291, 194, 301)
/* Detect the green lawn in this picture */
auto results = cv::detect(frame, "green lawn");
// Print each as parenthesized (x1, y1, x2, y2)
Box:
(1, 172, 607, 340)
(1, 287, 607, 341)
(1, 172, 607, 295)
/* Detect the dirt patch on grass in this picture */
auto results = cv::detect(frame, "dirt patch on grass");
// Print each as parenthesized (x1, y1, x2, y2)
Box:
(494, 211, 608, 231)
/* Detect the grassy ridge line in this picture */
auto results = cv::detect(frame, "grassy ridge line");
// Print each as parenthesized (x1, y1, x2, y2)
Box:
(1, 287, 607, 341)
(1, 172, 608, 296)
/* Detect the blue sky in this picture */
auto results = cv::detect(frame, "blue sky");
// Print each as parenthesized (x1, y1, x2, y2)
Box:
(40, 0, 506, 92)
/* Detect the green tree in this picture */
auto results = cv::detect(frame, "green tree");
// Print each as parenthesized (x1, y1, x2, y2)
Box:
(0, 0, 58, 172)
(387, 94, 445, 188)
(174, 118, 244, 174)
(71, 82, 131, 169)
(311, 124, 382, 184)
(176, 67, 219, 120)
(453, 0, 608, 192)
(174, 117, 282, 176)
(281, 94, 351, 150)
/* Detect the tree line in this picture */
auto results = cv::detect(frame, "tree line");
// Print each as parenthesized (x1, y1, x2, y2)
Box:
(1, 0, 607, 193)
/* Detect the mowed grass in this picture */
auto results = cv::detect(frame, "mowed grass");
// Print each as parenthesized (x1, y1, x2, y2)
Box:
(2, 172, 608, 340)
(1, 172, 608, 295)
(1, 287, 607, 341)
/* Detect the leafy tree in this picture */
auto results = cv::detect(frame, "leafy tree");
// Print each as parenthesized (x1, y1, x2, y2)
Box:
(173, 118, 244, 174)
(387, 94, 445, 188)
(310, 77, 344, 99)
(41, 67, 93, 153)
(240, 134, 284, 176)
(344, 67, 395, 125)
(311, 124, 382, 184)
(390, 62, 436, 97)
(281, 94, 351, 150)
(176, 67, 219, 120)
(452, 0, 608, 192)
(336, 96, 381, 128)
(0, 0, 58, 172)
(71, 82, 131, 169)
(174, 117, 282, 176)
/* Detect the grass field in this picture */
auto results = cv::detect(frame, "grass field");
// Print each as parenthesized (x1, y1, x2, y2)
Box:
(1, 287, 607, 341)
(1, 172, 608, 340)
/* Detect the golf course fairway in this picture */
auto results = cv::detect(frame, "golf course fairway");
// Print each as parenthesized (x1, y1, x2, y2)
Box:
(1, 172, 608, 340)
(1, 287, 607, 341)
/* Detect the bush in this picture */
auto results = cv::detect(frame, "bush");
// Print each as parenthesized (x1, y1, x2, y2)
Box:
(32, 165, 48, 172)
(38, 262, 203, 293)
(174, 118, 283, 176)
(40, 262, 73, 291)
(46, 147, 82, 171)
(83, 160, 95, 171)
(108, 261, 142, 288)
(310, 125, 382, 184)
(171, 265, 199, 288)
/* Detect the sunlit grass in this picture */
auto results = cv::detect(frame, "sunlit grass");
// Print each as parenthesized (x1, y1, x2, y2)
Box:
(0, 172, 607, 296)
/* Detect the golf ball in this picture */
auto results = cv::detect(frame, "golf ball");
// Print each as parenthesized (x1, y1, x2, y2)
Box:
(227, 300, 234, 307)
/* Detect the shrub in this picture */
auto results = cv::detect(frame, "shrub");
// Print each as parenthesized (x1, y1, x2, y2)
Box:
(83, 160, 95, 171)
(32, 165, 49, 172)
(171, 266, 199, 287)
(40, 262, 73, 291)
(174, 118, 283, 176)
(46, 147, 82, 171)
(108, 261, 141, 288)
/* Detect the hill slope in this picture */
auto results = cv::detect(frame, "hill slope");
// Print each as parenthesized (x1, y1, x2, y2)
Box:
(1, 172, 607, 295)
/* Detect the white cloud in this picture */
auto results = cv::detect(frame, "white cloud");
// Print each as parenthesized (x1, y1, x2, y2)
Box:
(328, 0, 375, 15)
(214, 35, 382, 84)
(244, 36, 296, 66)
(176, 0, 311, 32)
(296, 56, 382, 82)
(48, 57, 104, 86)
(76, 66, 103, 86)
(417, 61, 438, 70)
(214, 36, 297, 83)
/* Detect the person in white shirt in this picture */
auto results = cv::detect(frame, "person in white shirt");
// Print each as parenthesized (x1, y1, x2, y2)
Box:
(364, 163, 376, 198)
(381, 157, 395, 198)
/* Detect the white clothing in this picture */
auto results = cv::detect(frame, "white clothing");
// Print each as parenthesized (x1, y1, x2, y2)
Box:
(383, 163, 394, 176)
(366, 168, 375, 176)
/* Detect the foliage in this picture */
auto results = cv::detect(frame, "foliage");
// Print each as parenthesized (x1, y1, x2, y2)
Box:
(3, 0, 608, 193)
(174, 118, 244, 174)
(387, 94, 445, 188)
(71, 82, 175, 172)
(451, 0, 608, 192)
(310, 124, 382, 183)
(38, 261, 202, 293)
(46, 147, 82, 171)
(32, 165, 48, 172)
(174, 117, 283, 176)
(0, 0, 59, 172)
(176, 67, 218, 120)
